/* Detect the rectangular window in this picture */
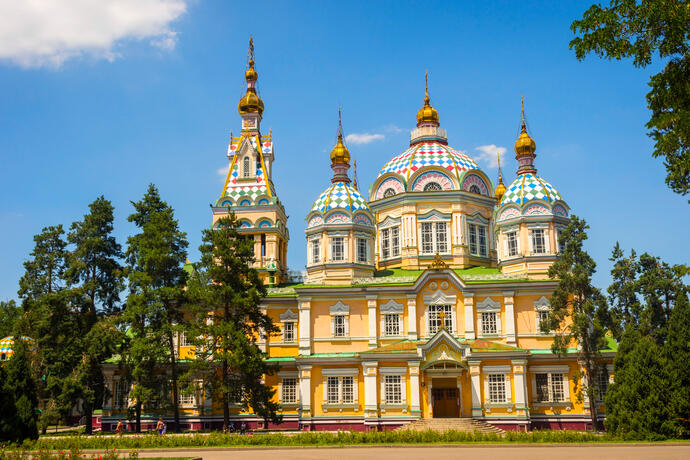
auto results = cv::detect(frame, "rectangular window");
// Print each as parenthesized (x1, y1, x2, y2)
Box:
(282, 378, 297, 404)
(311, 239, 320, 264)
(178, 332, 190, 347)
(481, 312, 498, 335)
(557, 230, 565, 254)
(283, 322, 295, 343)
(469, 224, 478, 255)
(341, 376, 354, 404)
(597, 370, 609, 401)
(331, 237, 344, 261)
(357, 238, 368, 263)
(114, 380, 129, 408)
(535, 373, 565, 402)
(488, 374, 506, 403)
(435, 222, 448, 253)
(531, 229, 546, 254)
(384, 313, 401, 336)
(506, 231, 518, 257)
(421, 222, 434, 253)
(478, 225, 487, 256)
(327, 377, 340, 404)
(391, 227, 400, 256)
(178, 383, 195, 406)
(428, 304, 453, 334)
(384, 375, 402, 404)
(333, 315, 347, 337)
(381, 228, 390, 259)
(537, 311, 550, 333)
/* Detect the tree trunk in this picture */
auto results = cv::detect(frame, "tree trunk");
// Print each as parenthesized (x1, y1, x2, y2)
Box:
(135, 402, 141, 433)
(584, 365, 599, 431)
(222, 359, 229, 428)
(84, 402, 93, 435)
(169, 333, 180, 433)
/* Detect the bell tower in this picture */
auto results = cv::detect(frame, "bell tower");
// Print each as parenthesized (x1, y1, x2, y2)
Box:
(212, 37, 289, 285)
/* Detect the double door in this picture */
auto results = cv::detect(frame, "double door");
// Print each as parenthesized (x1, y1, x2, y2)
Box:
(432, 387, 459, 418)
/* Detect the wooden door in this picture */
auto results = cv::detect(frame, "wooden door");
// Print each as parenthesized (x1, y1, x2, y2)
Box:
(432, 387, 459, 418)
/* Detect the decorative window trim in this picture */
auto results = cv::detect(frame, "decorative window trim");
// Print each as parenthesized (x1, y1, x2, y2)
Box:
(379, 215, 402, 229)
(329, 301, 350, 315)
(322, 368, 358, 376)
(417, 210, 452, 222)
(426, 304, 455, 335)
(279, 377, 299, 405)
(534, 296, 550, 311)
(379, 367, 407, 375)
(476, 297, 500, 312)
(483, 365, 511, 373)
(529, 365, 569, 373)
(380, 299, 404, 314)
(531, 372, 570, 404)
(423, 290, 457, 305)
(484, 373, 511, 404)
(526, 223, 549, 229)
(280, 309, 298, 322)
(381, 374, 406, 406)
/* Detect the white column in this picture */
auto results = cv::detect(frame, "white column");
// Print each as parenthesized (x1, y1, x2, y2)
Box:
(464, 293, 475, 340)
(363, 361, 379, 419)
(511, 359, 528, 418)
(408, 361, 421, 416)
(469, 360, 482, 417)
(258, 306, 267, 352)
(503, 291, 516, 344)
(298, 297, 311, 356)
(298, 365, 312, 419)
(367, 296, 378, 348)
(407, 295, 418, 340)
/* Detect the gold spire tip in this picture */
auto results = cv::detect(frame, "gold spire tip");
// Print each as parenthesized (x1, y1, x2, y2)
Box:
(520, 95, 526, 131)
(248, 36, 254, 63)
(338, 105, 343, 138)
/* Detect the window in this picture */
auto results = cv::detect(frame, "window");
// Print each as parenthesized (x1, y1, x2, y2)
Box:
(114, 380, 129, 408)
(178, 331, 190, 347)
(557, 229, 565, 254)
(333, 315, 347, 337)
(428, 304, 453, 334)
(506, 231, 518, 257)
(488, 374, 506, 403)
(424, 182, 442, 191)
(469, 184, 481, 194)
(282, 378, 297, 404)
(383, 188, 396, 198)
(531, 228, 546, 254)
(356, 238, 368, 263)
(381, 227, 400, 259)
(481, 311, 498, 335)
(537, 311, 550, 333)
(311, 239, 320, 264)
(597, 370, 609, 401)
(468, 223, 488, 257)
(341, 377, 354, 404)
(242, 156, 251, 178)
(384, 313, 401, 336)
(534, 373, 566, 403)
(421, 222, 448, 254)
(178, 387, 195, 406)
(327, 377, 340, 404)
(384, 375, 402, 404)
(283, 322, 295, 343)
(331, 237, 344, 261)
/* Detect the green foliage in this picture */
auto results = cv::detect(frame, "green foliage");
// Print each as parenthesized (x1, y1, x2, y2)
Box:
(547, 215, 610, 429)
(570, 0, 690, 197)
(18, 226, 68, 301)
(0, 300, 21, 338)
(186, 214, 280, 427)
(0, 448, 127, 460)
(121, 184, 189, 432)
(1, 340, 39, 443)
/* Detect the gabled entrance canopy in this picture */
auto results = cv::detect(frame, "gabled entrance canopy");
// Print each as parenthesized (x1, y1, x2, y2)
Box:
(420, 328, 468, 371)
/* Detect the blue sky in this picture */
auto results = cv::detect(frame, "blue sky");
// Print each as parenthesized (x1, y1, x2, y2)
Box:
(1, 0, 687, 301)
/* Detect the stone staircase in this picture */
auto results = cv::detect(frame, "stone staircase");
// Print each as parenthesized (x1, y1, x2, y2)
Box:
(396, 418, 505, 435)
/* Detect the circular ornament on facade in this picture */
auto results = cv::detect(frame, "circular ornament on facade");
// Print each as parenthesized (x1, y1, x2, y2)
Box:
(429, 281, 438, 290)
(441, 281, 449, 290)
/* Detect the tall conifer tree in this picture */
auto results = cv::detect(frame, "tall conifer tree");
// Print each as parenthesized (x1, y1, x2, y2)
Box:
(187, 214, 280, 429)
(1, 339, 39, 442)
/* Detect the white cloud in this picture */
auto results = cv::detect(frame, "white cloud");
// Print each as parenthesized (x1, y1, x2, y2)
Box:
(345, 133, 385, 145)
(217, 166, 228, 177)
(0, 0, 188, 68)
(474, 144, 507, 169)
(384, 124, 404, 134)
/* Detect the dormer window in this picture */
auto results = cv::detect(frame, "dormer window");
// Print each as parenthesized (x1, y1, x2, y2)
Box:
(242, 156, 251, 178)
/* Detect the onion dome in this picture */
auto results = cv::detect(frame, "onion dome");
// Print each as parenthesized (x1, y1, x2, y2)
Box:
(495, 153, 506, 202)
(514, 96, 537, 175)
(377, 141, 481, 183)
(330, 107, 351, 164)
(311, 181, 370, 213)
(416, 71, 439, 127)
(237, 37, 265, 115)
(500, 172, 562, 206)
(0, 336, 32, 361)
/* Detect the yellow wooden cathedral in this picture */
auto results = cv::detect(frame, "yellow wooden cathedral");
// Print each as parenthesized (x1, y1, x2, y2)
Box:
(99, 40, 615, 433)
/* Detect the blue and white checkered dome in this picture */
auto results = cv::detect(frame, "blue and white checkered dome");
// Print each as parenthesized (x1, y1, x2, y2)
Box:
(500, 172, 564, 206)
(311, 181, 371, 214)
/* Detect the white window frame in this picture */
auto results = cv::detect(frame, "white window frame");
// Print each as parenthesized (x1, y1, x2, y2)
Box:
(379, 300, 404, 337)
(242, 156, 251, 178)
(310, 238, 321, 264)
(381, 227, 401, 259)
(356, 237, 368, 263)
(468, 223, 488, 257)
(503, 228, 519, 258)
(331, 236, 345, 262)
(178, 381, 196, 407)
(427, 304, 453, 334)
(379, 367, 407, 407)
(487, 374, 507, 403)
(476, 297, 502, 337)
(329, 301, 350, 338)
(113, 380, 129, 408)
(529, 365, 571, 405)
(534, 296, 551, 334)
(280, 377, 298, 404)
(178, 331, 190, 347)
(280, 309, 298, 343)
(420, 222, 449, 254)
(283, 321, 295, 343)
(556, 226, 566, 254)
(322, 368, 359, 407)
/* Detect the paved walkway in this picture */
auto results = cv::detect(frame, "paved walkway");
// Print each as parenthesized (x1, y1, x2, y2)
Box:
(132, 444, 690, 460)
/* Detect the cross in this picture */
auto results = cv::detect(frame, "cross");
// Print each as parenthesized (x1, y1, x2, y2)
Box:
(438, 309, 447, 330)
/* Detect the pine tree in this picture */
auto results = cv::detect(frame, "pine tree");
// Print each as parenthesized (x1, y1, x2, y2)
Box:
(1, 339, 39, 443)
(187, 214, 280, 429)
(664, 281, 690, 437)
(122, 185, 188, 432)
(0, 300, 21, 338)
(65, 196, 124, 434)
(547, 215, 610, 430)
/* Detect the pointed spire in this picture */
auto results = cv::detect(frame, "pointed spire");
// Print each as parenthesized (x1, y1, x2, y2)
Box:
(416, 70, 439, 127)
(520, 94, 527, 132)
(353, 158, 359, 190)
(330, 106, 351, 183)
(424, 70, 429, 104)
(238, 36, 264, 117)
(338, 105, 343, 140)
(514, 95, 537, 175)
(495, 151, 506, 202)
(248, 35, 254, 65)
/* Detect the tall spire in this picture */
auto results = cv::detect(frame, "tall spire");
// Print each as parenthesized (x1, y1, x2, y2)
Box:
(495, 152, 506, 202)
(416, 70, 439, 127)
(238, 36, 264, 120)
(353, 158, 359, 190)
(330, 106, 351, 183)
(514, 95, 537, 175)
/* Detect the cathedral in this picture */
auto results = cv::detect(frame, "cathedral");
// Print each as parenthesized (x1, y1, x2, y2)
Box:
(98, 40, 616, 432)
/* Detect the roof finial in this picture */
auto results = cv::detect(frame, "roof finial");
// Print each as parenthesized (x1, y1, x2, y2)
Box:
(520, 94, 527, 132)
(353, 158, 359, 190)
(338, 105, 343, 139)
(248, 36, 254, 64)
(497, 151, 503, 181)
(424, 70, 430, 104)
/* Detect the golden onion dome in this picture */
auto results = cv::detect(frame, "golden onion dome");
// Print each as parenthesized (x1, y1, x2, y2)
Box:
(238, 89, 264, 115)
(245, 59, 258, 82)
(495, 179, 506, 202)
(330, 107, 350, 164)
(514, 126, 536, 155)
(416, 72, 439, 126)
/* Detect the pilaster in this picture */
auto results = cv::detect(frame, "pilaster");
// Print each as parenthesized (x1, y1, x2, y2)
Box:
(407, 295, 418, 339)
(464, 293, 475, 340)
(511, 359, 529, 418)
(367, 296, 378, 348)
(408, 361, 421, 416)
(503, 291, 516, 344)
(298, 365, 312, 419)
(363, 361, 379, 418)
(469, 360, 482, 417)
(298, 297, 311, 356)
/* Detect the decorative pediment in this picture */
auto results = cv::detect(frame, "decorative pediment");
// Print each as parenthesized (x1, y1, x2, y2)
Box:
(379, 215, 401, 229)
(417, 210, 451, 222)
(476, 297, 500, 312)
(279, 308, 298, 322)
(534, 296, 550, 311)
(423, 289, 457, 306)
(380, 299, 404, 314)
(420, 329, 468, 369)
(329, 300, 350, 315)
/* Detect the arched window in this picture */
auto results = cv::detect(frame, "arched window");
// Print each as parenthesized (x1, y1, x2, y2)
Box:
(469, 184, 481, 194)
(424, 182, 442, 191)
(383, 188, 396, 198)
(242, 157, 251, 178)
